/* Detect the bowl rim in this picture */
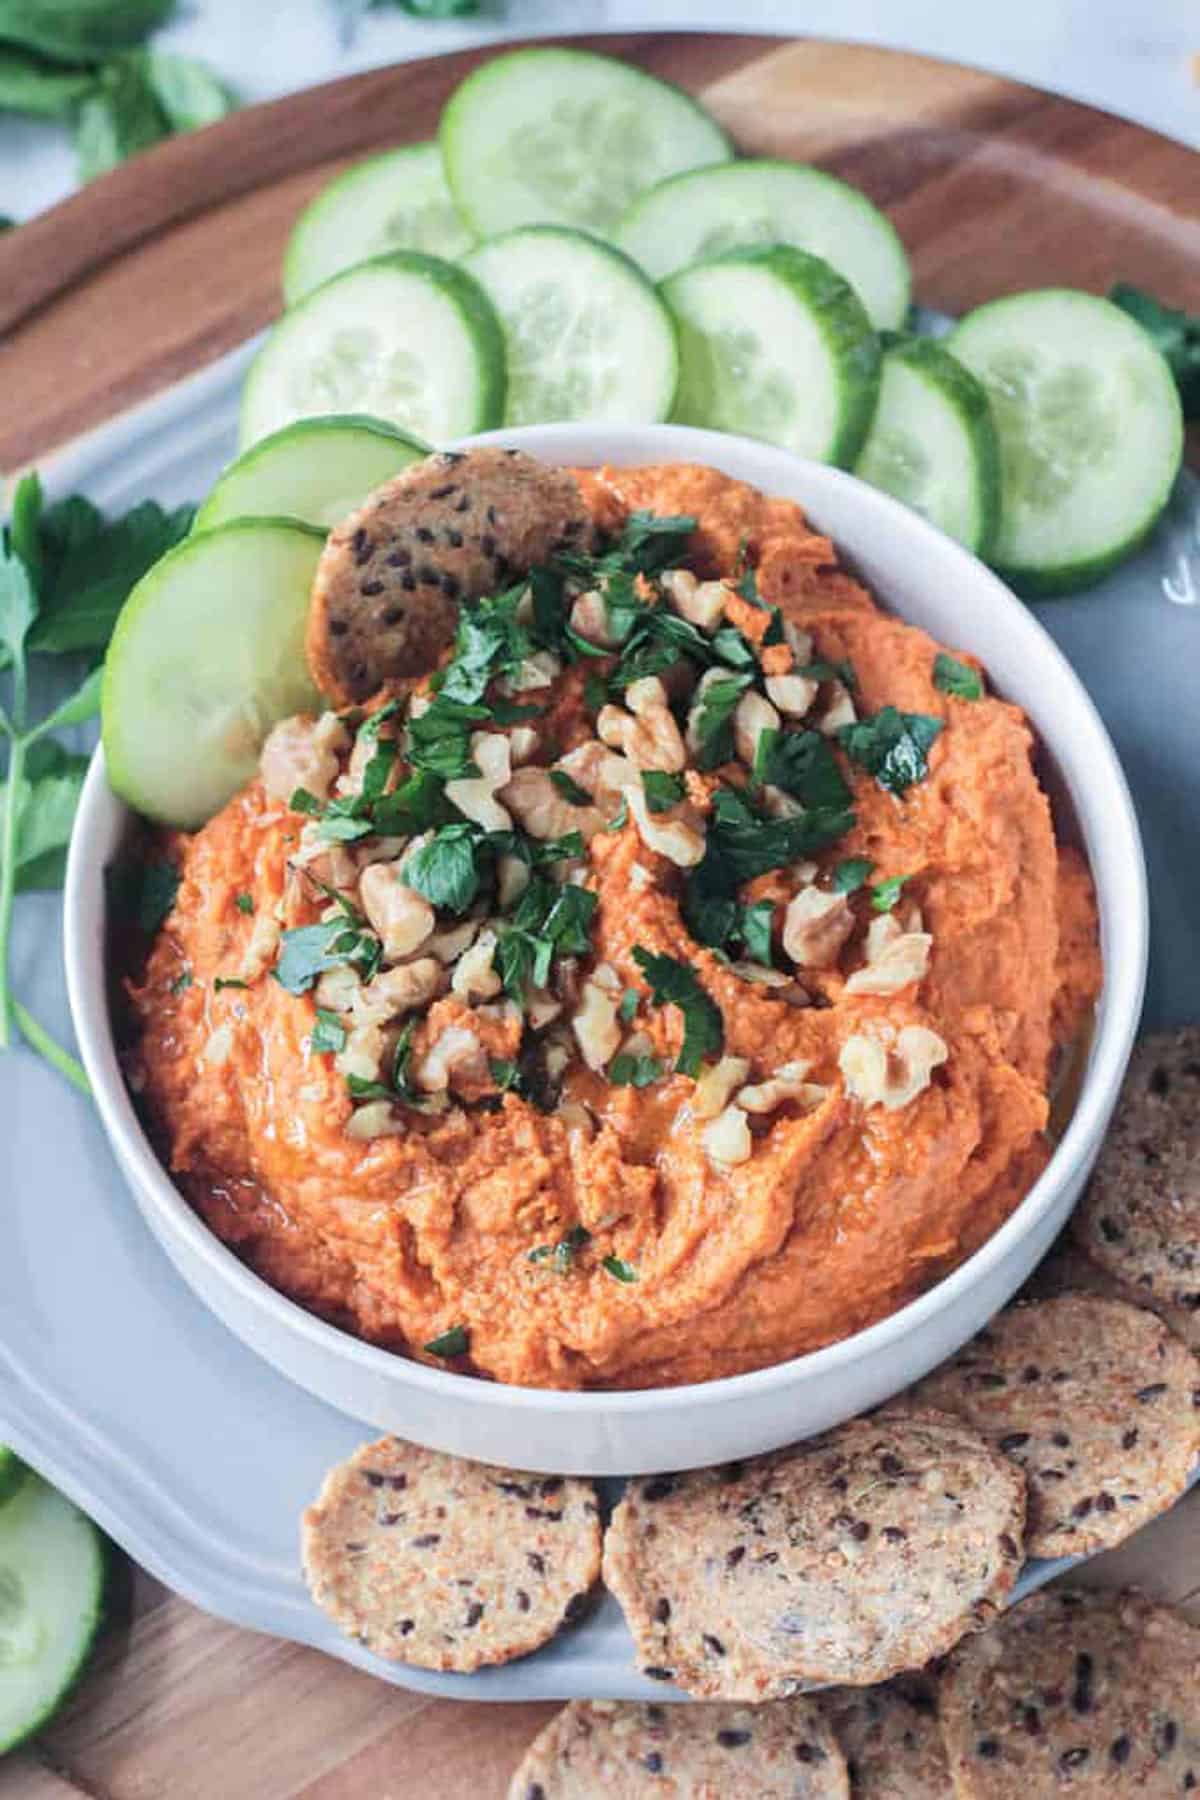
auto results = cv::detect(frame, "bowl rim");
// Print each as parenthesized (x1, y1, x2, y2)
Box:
(65, 421, 1148, 1416)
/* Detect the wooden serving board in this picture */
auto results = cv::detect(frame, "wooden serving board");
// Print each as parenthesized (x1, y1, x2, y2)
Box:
(4, 32, 1200, 1799)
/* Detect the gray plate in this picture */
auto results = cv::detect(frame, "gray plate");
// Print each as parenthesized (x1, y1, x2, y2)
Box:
(1, 341, 1197, 1701)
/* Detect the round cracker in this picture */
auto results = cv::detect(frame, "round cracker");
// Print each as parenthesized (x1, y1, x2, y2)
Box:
(601, 1411, 1026, 1700)
(909, 1295, 1200, 1558)
(939, 1586, 1200, 1795)
(821, 1680, 953, 1797)
(307, 447, 595, 703)
(1071, 1029, 1200, 1348)
(301, 1436, 601, 1670)
(508, 1696, 849, 1799)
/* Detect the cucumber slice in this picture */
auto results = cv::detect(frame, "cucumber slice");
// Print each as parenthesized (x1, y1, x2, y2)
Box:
(0, 1448, 28, 1510)
(462, 227, 677, 426)
(949, 289, 1185, 594)
(0, 1471, 107, 1754)
(196, 415, 428, 532)
(240, 253, 505, 451)
(663, 246, 881, 467)
(282, 143, 476, 306)
(855, 335, 1002, 555)
(440, 47, 732, 239)
(103, 519, 324, 828)
(617, 159, 910, 330)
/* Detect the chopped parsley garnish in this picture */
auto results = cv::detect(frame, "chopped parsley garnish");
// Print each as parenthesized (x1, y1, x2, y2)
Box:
(346, 1023, 418, 1103)
(838, 706, 943, 795)
(489, 1056, 523, 1093)
(800, 657, 856, 689)
(632, 947, 723, 1078)
(438, 583, 534, 705)
(405, 822, 483, 914)
(738, 898, 775, 966)
(641, 770, 685, 814)
(234, 892, 254, 915)
(310, 1008, 347, 1054)
(495, 877, 599, 1001)
(213, 976, 248, 991)
(528, 1223, 591, 1274)
(618, 987, 639, 1025)
(608, 1051, 664, 1088)
(169, 966, 194, 996)
(550, 769, 593, 807)
(933, 652, 983, 700)
(602, 1255, 638, 1284)
(274, 906, 381, 995)
(424, 1325, 469, 1358)
(407, 694, 490, 780)
(870, 874, 910, 913)
(682, 786, 854, 952)
(833, 857, 874, 895)
(345, 1072, 393, 1101)
(584, 671, 608, 713)
(558, 508, 697, 584)
(752, 727, 852, 813)
(602, 794, 630, 833)
(689, 673, 754, 770)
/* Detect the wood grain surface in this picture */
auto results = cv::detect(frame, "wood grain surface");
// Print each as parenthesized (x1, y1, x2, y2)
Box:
(4, 31, 1200, 1800)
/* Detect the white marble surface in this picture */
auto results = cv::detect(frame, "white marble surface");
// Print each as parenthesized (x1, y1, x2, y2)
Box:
(2, 0, 1197, 223)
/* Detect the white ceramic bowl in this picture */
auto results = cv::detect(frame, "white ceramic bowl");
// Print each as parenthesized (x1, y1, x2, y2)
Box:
(65, 423, 1147, 1476)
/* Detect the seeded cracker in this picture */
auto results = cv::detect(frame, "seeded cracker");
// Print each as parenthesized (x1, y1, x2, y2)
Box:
(300, 1437, 601, 1670)
(307, 447, 595, 703)
(601, 1411, 1025, 1699)
(821, 1680, 954, 1797)
(909, 1294, 1200, 1557)
(939, 1586, 1200, 1795)
(1071, 1029, 1200, 1348)
(507, 1696, 849, 1799)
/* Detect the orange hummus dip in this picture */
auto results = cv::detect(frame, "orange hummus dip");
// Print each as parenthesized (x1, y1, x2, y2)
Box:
(128, 463, 1101, 1390)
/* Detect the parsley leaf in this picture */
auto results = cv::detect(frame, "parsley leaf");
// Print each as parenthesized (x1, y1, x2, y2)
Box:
(213, 976, 248, 992)
(439, 585, 533, 704)
(838, 706, 943, 795)
(405, 823, 481, 914)
(0, 740, 89, 892)
(1109, 283, 1200, 418)
(739, 898, 775, 966)
(690, 673, 754, 770)
(407, 694, 489, 779)
(833, 857, 874, 895)
(602, 1255, 638, 1284)
(235, 891, 254, 915)
(632, 947, 723, 1078)
(550, 769, 593, 807)
(311, 1008, 347, 1054)
(618, 987, 639, 1024)
(489, 1056, 523, 1093)
(870, 874, 909, 914)
(682, 788, 853, 951)
(608, 1051, 664, 1088)
(933, 652, 983, 700)
(528, 1223, 591, 1274)
(753, 727, 852, 813)
(274, 914, 380, 995)
(29, 493, 194, 654)
(800, 658, 857, 689)
(424, 1324, 469, 1358)
(641, 770, 685, 814)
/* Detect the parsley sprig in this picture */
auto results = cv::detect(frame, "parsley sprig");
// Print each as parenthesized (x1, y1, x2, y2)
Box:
(632, 947, 723, 1078)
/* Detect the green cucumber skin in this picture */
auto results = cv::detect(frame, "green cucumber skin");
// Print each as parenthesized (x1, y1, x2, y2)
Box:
(440, 46, 733, 238)
(195, 414, 430, 533)
(949, 287, 1184, 596)
(0, 1474, 110, 1757)
(617, 157, 912, 328)
(871, 332, 1004, 559)
(241, 252, 507, 450)
(666, 244, 882, 469)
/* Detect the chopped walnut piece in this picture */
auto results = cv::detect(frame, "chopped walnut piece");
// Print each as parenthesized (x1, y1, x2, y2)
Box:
(557, 740, 639, 809)
(358, 863, 435, 963)
(571, 979, 622, 1072)
(597, 676, 686, 772)
(733, 689, 780, 767)
(765, 672, 819, 718)
(569, 588, 622, 648)
(260, 711, 350, 805)
(661, 568, 727, 633)
(451, 930, 502, 1003)
(691, 1055, 751, 1121)
(685, 668, 731, 757)
(816, 682, 857, 735)
(839, 1023, 949, 1111)
(626, 785, 706, 868)
(498, 649, 561, 695)
(445, 731, 513, 832)
(782, 619, 814, 666)
(314, 964, 362, 1013)
(845, 914, 933, 996)
(344, 1100, 406, 1141)
(416, 1024, 489, 1094)
(424, 918, 481, 965)
(782, 887, 855, 969)
(237, 910, 281, 983)
(500, 766, 607, 841)
(701, 1105, 753, 1167)
(737, 1061, 828, 1115)
(356, 959, 446, 1021)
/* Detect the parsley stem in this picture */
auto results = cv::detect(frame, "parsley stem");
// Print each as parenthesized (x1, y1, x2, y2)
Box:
(11, 1001, 90, 1096)
(0, 729, 24, 1051)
